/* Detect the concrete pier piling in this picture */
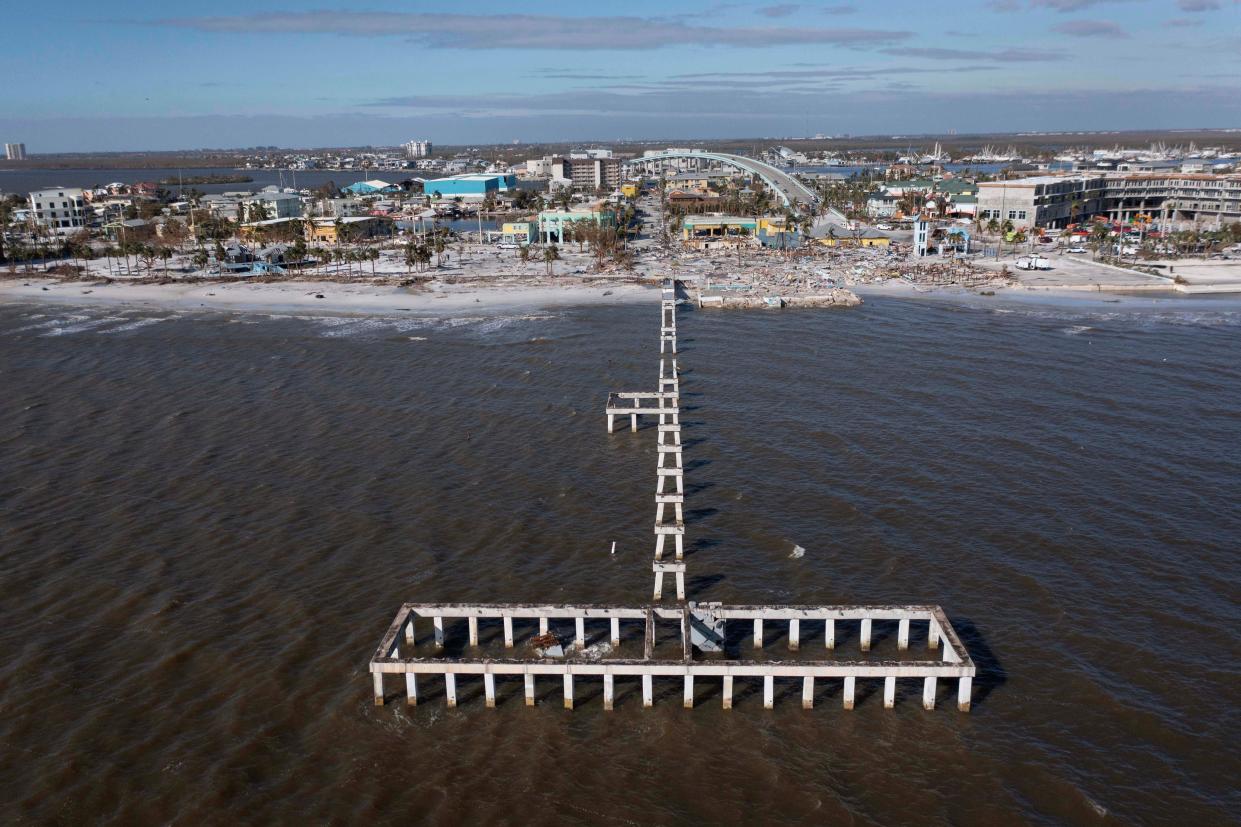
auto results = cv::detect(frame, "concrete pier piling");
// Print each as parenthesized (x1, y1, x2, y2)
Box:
(370, 604, 977, 713)
(371, 278, 979, 716)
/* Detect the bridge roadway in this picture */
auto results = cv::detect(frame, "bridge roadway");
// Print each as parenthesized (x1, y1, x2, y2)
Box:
(624, 150, 821, 212)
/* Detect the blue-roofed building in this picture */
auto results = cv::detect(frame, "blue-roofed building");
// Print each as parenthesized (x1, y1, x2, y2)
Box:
(423, 173, 516, 200)
(344, 179, 398, 195)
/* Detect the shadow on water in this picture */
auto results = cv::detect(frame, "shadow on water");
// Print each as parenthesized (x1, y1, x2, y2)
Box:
(687, 573, 726, 592)
(951, 616, 1006, 709)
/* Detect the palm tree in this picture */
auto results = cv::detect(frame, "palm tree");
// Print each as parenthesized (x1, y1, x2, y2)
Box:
(192, 249, 209, 271)
(543, 244, 560, 276)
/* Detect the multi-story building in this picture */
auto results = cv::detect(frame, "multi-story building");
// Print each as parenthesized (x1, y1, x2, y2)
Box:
(5, 142, 27, 160)
(239, 191, 303, 222)
(549, 156, 622, 191)
(403, 140, 432, 159)
(28, 187, 89, 233)
(977, 173, 1241, 230)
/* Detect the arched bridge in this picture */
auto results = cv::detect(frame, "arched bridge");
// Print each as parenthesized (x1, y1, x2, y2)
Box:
(624, 150, 820, 212)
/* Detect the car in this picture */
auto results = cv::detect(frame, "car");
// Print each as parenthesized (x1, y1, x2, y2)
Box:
(1067, 246, 1087, 254)
(497, 242, 520, 250)
(876, 223, 893, 230)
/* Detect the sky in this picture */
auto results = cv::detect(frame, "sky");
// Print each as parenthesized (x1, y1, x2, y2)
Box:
(0, 0, 1238, 152)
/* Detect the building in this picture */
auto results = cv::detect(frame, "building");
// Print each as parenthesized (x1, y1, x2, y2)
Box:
(239, 191, 303, 221)
(305, 216, 393, 244)
(5, 142, 26, 161)
(681, 215, 800, 248)
(28, 187, 89, 233)
(423, 173, 516, 200)
(811, 225, 891, 247)
(976, 172, 1241, 230)
(549, 156, 622, 191)
(501, 221, 538, 245)
(403, 140, 432, 159)
(344, 179, 398, 195)
(319, 197, 367, 218)
(538, 205, 616, 243)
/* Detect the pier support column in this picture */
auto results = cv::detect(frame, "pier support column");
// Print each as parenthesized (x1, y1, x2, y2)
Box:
(653, 570, 665, 600)
(469, 617, 479, 647)
(753, 619, 763, 649)
(958, 677, 972, 712)
(825, 619, 835, 650)
(860, 618, 872, 652)
(802, 677, 814, 710)
(898, 618, 909, 651)
(539, 617, 549, 635)
(503, 616, 514, 648)
(683, 675, 694, 709)
(524, 674, 535, 706)
(843, 677, 856, 710)
(405, 674, 418, 706)
(484, 674, 496, 708)
(607, 413, 615, 434)
(722, 676, 734, 710)
(763, 676, 774, 710)
(433, 616, 445, 648)
(928, 621, 940, 650)
(576, 617, 585, 649)
(445, 674, 457, 708)
(563, 674, 574, 710)
(610, 617, 620, 647)
(404, 617, 415, 644)
(603, 674, 614, 711)
(631, 398, 638, 432)
(883, 676, 896, 709)
(789, 619, 800, 651)
(372, 672, 384, 706)
(675, 570, 685, 601)
(642, 675, 653, 708)
(922, 677, 936, 711)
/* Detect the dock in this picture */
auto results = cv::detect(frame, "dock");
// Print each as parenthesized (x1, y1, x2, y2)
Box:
(368, 278, 978, 712)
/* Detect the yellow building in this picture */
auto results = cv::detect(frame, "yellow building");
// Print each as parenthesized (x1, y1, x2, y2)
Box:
(620, 183, 639, 198)
(814, 228, 891, 247)
(305, 216, 391, 244)
(501, 221, 537, 244)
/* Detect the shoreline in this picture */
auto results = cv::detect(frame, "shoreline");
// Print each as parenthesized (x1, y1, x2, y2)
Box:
(0, 276, 660, 317)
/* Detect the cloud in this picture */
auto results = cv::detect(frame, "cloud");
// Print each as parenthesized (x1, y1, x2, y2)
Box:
(154, 11, 912, 50)
(1177, 0, 1220, 10)
(1051, 19, 1129, 37)
(1167, 16, 1205, 25)
(1030, 0, 1140, 9)
(883, 46, 1066, 62)
(757, 4, 799, 17)
(822, 4, 858, 12)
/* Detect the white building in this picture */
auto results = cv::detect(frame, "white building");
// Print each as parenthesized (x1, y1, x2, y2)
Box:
(5, 142, 26, 160)
(28, 187, 89, 233)
(403, 140, 432, 159)
(239, 191, 303, 221)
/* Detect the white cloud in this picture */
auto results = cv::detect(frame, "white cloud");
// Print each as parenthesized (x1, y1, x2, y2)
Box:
(155, 11, 912, 50)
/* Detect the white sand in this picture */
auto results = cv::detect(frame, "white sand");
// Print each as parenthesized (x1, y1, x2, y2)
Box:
(0, 276, 659, 316)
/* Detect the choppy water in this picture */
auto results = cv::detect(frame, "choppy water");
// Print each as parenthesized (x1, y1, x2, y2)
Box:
(1, 295, 1239, 825)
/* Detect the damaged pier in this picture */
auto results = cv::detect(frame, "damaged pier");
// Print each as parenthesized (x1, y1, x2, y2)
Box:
(370, 602, 976, 711)
(367, 277, 978, 713)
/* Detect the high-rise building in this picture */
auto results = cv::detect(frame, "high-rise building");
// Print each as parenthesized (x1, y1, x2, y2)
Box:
(402, 140, 432, 159)
(5, 142, 27, 160)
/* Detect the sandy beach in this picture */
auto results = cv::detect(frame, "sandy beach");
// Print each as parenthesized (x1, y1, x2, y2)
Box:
(0, 275, 661, 316)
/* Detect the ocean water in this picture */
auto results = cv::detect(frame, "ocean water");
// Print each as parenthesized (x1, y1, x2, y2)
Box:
(1, 294, 1239, 825)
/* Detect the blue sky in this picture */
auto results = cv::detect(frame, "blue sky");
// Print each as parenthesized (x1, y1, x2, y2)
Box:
(1, 0, 1238, 152)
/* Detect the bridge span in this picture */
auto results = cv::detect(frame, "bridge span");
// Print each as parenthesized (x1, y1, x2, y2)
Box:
(623, 150, 820, 212)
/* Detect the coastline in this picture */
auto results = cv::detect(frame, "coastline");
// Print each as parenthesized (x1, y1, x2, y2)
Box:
(0, 276, 659, 316)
